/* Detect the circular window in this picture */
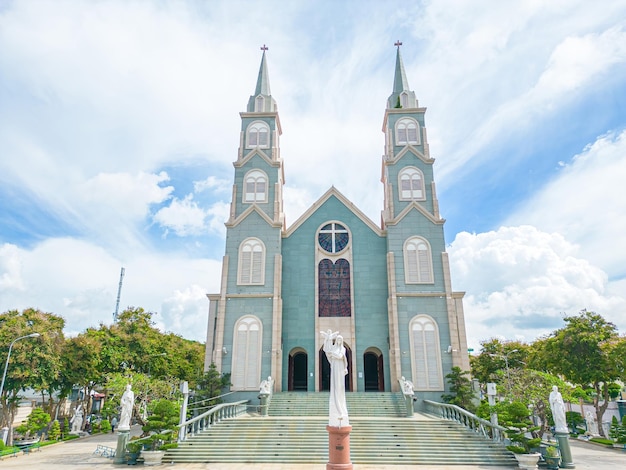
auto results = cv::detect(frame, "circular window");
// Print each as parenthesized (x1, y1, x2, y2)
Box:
(318, 223, 349, 253)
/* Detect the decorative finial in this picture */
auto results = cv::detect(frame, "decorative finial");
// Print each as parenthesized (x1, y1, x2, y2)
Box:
(394, 40, 402, 48)
(260, 44, 268, 51)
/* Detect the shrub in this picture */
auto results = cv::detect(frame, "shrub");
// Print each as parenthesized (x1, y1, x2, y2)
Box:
(48, 420, 61, 441)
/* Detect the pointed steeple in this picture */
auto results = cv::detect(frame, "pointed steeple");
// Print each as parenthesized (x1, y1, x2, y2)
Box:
(387, 41, 418, 109)
(392, 41, 410, 95)
(247, 45, 277, 113)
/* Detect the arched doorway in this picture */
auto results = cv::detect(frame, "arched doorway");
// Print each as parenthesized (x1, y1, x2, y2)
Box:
(288, 349, 308, 391)
(319, 345, 352, 392)
(363, 349, 384, 391)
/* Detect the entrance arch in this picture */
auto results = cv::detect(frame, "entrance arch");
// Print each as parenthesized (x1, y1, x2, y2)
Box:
(319, 344, 352, 392)
(363, 348, 385, 391)
(288, 349, 308, 391)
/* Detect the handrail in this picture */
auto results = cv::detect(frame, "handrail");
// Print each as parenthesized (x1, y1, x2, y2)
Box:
(423, 399, 508, 444)
(178, 400, 249, 443)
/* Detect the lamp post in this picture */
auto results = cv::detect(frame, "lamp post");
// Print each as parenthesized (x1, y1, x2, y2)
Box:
(489, 349, 518, 397)
(0, 333, 41, 399)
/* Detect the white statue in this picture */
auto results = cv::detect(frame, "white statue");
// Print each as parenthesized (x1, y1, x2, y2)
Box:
(549, 385, 568, 433)
(70, 406, 84, 433)
(118, 384, 135, 431)
(321, 329, 349, 427)
(400, 376, 414, 395)
(585, 410, 599, 435)
(259, 376, 273, 394)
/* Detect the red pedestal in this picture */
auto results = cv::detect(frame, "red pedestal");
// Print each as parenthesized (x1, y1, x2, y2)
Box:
(326, 425, 353, 470)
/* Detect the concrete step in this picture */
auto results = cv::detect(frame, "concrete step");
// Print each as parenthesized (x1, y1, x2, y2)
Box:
(165, 415, 517, 466)
(269, 392, 406, 417)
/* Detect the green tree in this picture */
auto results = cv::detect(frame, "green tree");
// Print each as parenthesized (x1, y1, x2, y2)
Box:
(507, 368, 573, 437)
(48, 419, 61, 440)
(15, 407, 51, 439)
(191, 363, 231, 415)
(441, 366, 476, 412)
(470, 338, 529, 389)
(532, 310, 619, 436)
(142, 398, 180, 450)
(0, 309, 64, 441)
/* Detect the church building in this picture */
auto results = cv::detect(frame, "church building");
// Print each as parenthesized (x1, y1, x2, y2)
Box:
(204, 45, 470, 405)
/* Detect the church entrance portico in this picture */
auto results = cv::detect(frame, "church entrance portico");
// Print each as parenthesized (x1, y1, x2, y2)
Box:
(288, 349, 308, 391)
(364, 348, 385, 391)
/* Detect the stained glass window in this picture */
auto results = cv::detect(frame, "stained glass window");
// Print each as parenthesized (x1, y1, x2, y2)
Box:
(318, 223, 349, 253)
(318, 258, 351, 317)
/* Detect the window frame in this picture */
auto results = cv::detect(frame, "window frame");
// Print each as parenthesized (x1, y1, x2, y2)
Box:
(403, 236, 434, 284)
(243, 169, 268, 204)
(238, 238, 265, 285)
(231, 315, 262, 390)
(409, 314, 444, 391)
(246, 121, 270, 149)
(398, 167, 425, 201)
(395, 118, 420, 146)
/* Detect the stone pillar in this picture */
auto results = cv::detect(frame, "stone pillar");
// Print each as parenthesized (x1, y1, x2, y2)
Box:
(326, 425, 353, 470)
(403, 393, 414, 417)
(113, 429, 130, 464)
(259, 393, 270, 416)
(554, 431, 575, 468)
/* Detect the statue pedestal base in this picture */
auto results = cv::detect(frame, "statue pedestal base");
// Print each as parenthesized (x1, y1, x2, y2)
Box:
(555, 431, 575, 468)
(113, 429, 130, 464)
(326, 425, 352, 470)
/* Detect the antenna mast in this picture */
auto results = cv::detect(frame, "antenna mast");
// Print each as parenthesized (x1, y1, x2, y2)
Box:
(113, 267, 125, 322)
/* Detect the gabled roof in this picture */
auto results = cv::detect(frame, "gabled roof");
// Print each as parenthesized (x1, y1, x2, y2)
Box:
(226, 204, 282, 229)
(384, 200, 445, 227)
(284, 186, 384, 237)
(385, 145, 435, 166)
(234, 148, 280, 168)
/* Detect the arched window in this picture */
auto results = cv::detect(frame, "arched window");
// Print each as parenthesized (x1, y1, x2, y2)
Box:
(409, 315, 443, 391)
(243, 170, 267, 203)
(404, 237, 433, 283)
(238, 238, 265, 285)
(400, 92, 409, 108)
(231, 316, 262, 390)
(318, 258, 351, 317)
(395, 118, 419, 145)
(247, 121, 269, 148)
(398, 167, 424, 200)
(255, 96, 264, 112)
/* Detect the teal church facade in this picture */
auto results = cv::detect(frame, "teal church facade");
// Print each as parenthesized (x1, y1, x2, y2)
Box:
(204, 47, 470, 405)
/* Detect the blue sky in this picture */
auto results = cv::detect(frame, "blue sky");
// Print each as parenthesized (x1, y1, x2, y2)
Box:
(1, 0, 625, 351)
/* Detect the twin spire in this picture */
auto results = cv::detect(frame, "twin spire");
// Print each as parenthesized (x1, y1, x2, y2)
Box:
(247, 42, 417, 112)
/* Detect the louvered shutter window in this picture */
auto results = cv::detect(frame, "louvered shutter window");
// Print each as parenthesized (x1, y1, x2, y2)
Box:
(244, 170, 267, 203)
(239, 239, 265, 285)
(410, 316, 443, 390)
(396, 118, 420, 146)
(232, 317, 261, 390)
(404, 237, 433, 283)
(247, 122, 270, 148)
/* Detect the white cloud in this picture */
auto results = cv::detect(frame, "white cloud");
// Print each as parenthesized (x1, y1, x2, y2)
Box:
(506, 129, 626, 279)
(449, 226, 626, 351)
(0, 244, 25, 292)
(153, 194, 207, 237)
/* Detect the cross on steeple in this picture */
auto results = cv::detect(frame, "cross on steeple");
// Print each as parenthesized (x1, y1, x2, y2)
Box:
(394, 40, 402, 48)
(260, 44, 268, 51)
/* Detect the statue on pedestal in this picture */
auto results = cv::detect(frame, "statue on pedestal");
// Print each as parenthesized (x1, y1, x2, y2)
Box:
(549, 385, 568, 434)
(118, 384, 135, 431)
(321, 329, 349, 427)
(70, 406, 84, 433)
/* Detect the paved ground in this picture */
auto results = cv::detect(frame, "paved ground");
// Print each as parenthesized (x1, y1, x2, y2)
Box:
(0, 426, 624, 469)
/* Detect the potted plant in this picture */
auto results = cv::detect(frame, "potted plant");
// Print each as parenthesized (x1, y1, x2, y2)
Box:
(506, 422, 541, 470)
(543, 445, 560, 470)
(140, 399, 180, 466)
(126, 438, 145, 465)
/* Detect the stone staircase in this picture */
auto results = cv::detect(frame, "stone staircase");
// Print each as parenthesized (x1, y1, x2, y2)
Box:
(165, 392, 517, 466)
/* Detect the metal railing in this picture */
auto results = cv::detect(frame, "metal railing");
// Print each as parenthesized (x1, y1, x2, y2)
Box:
(178, 400, 248, 442)
(423, 399, 508, 444)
